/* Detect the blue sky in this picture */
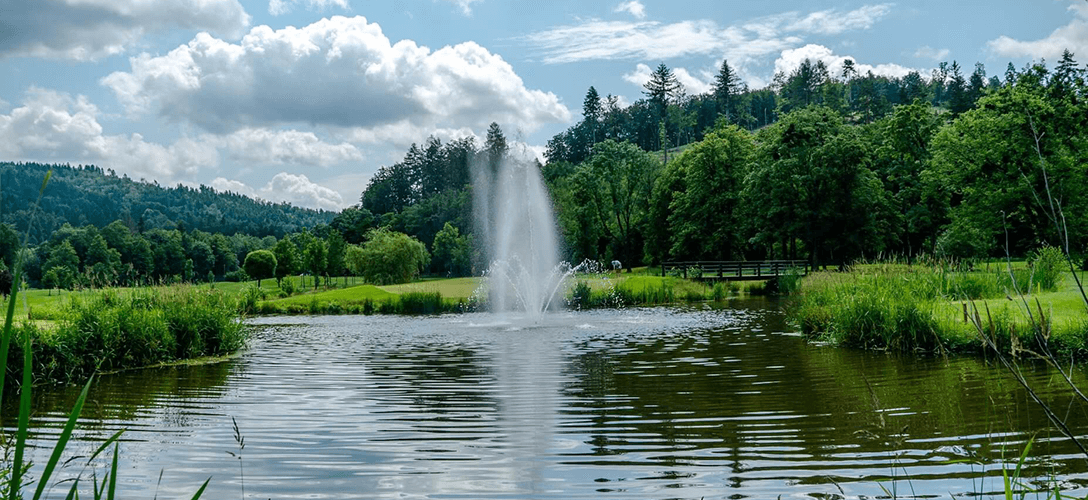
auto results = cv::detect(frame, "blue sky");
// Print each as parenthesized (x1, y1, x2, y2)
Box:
(1, 0, 1085, 211)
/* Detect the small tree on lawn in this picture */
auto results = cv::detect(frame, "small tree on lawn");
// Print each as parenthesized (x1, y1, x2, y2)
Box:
(243, 250, 277, 288)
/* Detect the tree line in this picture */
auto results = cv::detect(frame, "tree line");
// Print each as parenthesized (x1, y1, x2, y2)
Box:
(545, 53, 1087, 268)
(0, 162, 336, 244)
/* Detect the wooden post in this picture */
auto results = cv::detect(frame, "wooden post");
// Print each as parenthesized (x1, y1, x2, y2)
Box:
(962, 303, 968, 323)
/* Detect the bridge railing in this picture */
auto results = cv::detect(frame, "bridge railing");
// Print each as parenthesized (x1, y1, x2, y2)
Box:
(660, 260, 809, 280)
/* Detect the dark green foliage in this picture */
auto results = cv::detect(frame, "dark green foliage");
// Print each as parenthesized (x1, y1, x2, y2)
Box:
(0, 162, 333, 243)
(8, 287, 246, 388)
(431, 222, 472, 277)
(243, 250, 277, 286)
(358, 229, 429, 285)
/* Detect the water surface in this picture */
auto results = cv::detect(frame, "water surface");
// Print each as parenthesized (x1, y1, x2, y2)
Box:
(13, 298, 1088, 499)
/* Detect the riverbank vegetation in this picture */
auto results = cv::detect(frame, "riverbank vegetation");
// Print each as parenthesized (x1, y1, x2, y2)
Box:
(792, 250, 1088, 359)
(9, 286, 246, 388)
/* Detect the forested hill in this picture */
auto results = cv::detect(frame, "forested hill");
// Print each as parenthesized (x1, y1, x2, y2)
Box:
(1, 162, 336, 242)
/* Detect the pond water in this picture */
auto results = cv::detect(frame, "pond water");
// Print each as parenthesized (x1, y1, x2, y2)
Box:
(11, 298, 1088, 499)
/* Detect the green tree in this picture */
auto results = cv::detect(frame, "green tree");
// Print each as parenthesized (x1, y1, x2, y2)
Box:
(344, 244, 366, 282)
(273, 237, 299, 286)
(569, 140, 661, 267)
(431, 222, 471, 277)
(665, 125, 756, 261)
(743, 106, 892, 266)
(643, 63, 683, 118)
(0, 223, 21, 269)
(303, 238, 328, 290)
(928, 74, 1088, 257)
(359, 229, 429, 285)
(485, 122, 509, 176)
(869, 99, 945, 256)
(713, 60, 745, 123)
(326, 230, 346, 287)
(43, 240, 79, 290)
(243, 249, 278, 287)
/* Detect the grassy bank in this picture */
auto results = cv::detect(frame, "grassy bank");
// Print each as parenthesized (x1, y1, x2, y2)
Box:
(793, 259, 1088, 359)
(8, 286, 247, 388)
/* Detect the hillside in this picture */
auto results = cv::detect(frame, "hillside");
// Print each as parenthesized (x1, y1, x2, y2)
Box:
(1, 162, 336, 242)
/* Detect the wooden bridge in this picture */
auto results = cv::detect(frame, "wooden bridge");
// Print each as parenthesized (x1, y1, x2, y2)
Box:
(661, 260, 809, 281)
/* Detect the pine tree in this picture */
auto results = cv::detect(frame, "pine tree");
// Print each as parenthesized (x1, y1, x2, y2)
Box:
(643, 63, 683, 117)
(713, 60, 745, 122)
(485, 122, 508, 175)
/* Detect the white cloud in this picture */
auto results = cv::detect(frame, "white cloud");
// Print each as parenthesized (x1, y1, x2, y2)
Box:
(0, 88, 218, 182)
(269, 0, 350, 15)
(216, 129, 363, 166)
(614, 1, 647, 19)
(987, 2, 1088, 60)
(522, 4, 892, 65)
(440, 0, 484, 16)
(213, 173, 345, 210)
(103, 16, 571, 138)
(913, 45, 950, 61)
(774, 44, 918, 80)
(0, 0, 250, 60)
(781, 4, 892, 35)
(622, 63, 713, 95)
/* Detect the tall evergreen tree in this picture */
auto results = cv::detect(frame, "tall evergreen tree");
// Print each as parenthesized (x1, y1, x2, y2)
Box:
(947, 61, 971, 115)
(485, 122, 508, 175)
(713, 60, 744, 122)
(643, 63, 683, 117)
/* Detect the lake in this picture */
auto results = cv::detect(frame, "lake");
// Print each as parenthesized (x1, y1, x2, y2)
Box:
(12, 297, 1088, 499)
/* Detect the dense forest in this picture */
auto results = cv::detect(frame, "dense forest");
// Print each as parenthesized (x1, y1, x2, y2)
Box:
(359, 52, 1088, 271)
(0, 162, 336, 243)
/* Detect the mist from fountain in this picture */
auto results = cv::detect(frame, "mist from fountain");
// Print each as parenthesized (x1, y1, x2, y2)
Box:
(473, 153, 581, 317)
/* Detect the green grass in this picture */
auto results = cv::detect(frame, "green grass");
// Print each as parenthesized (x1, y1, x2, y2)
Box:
(793, 262, 1088, 359)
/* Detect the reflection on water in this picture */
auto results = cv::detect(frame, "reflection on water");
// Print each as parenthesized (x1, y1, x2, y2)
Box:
(9, 298, 1088, 499)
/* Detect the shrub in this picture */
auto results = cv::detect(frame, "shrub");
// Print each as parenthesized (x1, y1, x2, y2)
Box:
(1028, 246, 1065, 292)
(569, 281, 593, 309)
(224, 269, 249, 282)
(279, 278, 296, 296)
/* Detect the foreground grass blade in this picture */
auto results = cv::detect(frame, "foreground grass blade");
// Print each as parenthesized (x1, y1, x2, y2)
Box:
(87, 430, 125, 467)
(33, 375, 95, 500)
(11, 329, 34, 500)
(188, 478, 211, 500)
(107, 444, 119, 500)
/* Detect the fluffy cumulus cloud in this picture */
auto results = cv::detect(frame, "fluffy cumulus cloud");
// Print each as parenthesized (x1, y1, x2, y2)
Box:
(774, 44, 918, 79)
(622, 63, 713, 95)
(522, 4, 892, 65)
(987, 2, 1088, 60)
(0, 88, 218, 181)
(269, 0, 350, 16)
(102, 16, 570, 137)
(614, 1, 647, 19)
(212, 173, 344, 210)
(216, 129, 363, 166)
(0, 0, 250, 60)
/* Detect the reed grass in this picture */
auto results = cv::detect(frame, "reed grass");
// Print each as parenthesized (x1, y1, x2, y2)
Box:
(793, 256, 1087, 357)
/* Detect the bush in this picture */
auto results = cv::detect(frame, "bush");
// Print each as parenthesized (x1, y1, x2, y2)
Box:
(1028, 245, 1065, 292)
(224, 269, 249, 282)
(279, 277, 296, 296)
(569, 281, 593, 309)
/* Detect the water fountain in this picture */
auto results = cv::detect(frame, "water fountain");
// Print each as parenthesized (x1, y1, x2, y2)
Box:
(473, 152, 575, 316)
